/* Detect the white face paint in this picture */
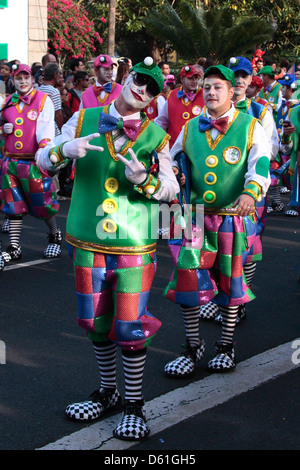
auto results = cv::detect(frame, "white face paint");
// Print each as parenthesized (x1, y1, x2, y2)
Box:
(13, 73, 34, 96)
(96, 65, 113, 84)
(121, 73, 154, 110)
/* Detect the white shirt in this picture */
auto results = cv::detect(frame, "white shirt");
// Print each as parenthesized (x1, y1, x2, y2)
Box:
(171, 104, 271, 197)
(36, 101, 179, 203)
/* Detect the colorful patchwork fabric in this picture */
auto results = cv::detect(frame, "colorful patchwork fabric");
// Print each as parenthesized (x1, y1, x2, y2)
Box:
(245, 197, 267, 263)
(68, 244, 161, 350)
(164, 213, 256, 307)
(1, 158, 59, 219)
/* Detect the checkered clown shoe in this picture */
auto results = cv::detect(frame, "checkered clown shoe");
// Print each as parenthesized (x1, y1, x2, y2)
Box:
(1, 245, 22, 263)
(0, 243, 4, 271)
(199, 301, 219, 320)
(207, 341, 236, 372)
(65, 388, 123, 422)
(113, 399, 150, 441)
(44, 229, 62, 258)
(1, 218, 9, 233)
(164, 339, 205, 378)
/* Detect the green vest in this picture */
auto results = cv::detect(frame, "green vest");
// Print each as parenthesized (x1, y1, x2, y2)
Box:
(66, 106, 168, 254)
(259, 82, 282, 118)
(288, 105, 300, 178)
(183, 110, 256, 209)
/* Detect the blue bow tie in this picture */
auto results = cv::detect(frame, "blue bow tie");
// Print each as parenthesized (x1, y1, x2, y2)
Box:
(94, 82, 112, 96)
(98, 113, 141, 141)
(177, 89, 197, 101)
(198, 115, 229, 134)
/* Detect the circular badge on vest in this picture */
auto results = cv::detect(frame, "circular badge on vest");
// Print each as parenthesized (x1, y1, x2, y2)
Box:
(104, 177, 119, 194)
(192, 106, 201, 116)
(102, 219, 117, 233)
(279, 118, 283, 126)
(268, 96, 275, 103)
(147, 106, 154, 115)
(102, 198, 118, 214)
(15, 117, 24, 125)
(223, 147, 241, 164)
(203, 190, 216, 204)
(182, 111, 190, 120)
(27, 109, 38, 121)
(205, 155, 218, 168)
(204, 172, 217, 185)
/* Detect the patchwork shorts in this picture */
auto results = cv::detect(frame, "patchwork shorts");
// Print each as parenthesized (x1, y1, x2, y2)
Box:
(0, 158, 59, 219)
(165, 213, 257, 307)
(68, 244, 161, 350)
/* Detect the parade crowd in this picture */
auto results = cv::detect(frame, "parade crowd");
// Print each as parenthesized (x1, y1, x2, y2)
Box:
(0, 47, 299, 442)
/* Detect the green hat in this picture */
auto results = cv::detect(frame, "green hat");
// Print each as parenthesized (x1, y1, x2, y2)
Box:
(204, 64, 235, 87)
(131, 57, 164, 93)
(257, 65, 275, 76)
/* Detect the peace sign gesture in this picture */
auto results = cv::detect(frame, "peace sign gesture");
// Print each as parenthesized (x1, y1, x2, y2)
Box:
(116, 148, 147, 184)
(61, 133, 104, 160)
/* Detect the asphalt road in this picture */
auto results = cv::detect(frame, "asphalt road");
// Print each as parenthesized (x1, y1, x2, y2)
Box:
(0, 193, 299, 452)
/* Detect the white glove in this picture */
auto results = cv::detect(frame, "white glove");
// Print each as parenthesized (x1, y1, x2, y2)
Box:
(3, 123, 14, 134)
(116, 148, 147, 185)
(62, 132, 104, 160)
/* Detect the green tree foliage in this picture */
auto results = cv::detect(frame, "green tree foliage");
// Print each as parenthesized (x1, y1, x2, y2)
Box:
(143, 1, 274, 64)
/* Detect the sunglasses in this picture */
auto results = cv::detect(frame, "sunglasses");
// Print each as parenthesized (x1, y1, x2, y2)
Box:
(132, 72, 159, 97)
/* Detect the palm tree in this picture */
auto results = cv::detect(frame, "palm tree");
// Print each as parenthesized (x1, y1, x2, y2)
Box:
(143, 2, 274, 63)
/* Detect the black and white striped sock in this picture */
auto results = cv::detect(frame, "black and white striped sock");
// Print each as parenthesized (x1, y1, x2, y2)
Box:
(8, 217, 23, 247)
(270, 186, 282, 204)
(220, 305, 239, 345)
(93, 341, 117, 390)
(244, 261, 256, 287)
(181, 305, 201, 347)
(122, 348, 147, 402)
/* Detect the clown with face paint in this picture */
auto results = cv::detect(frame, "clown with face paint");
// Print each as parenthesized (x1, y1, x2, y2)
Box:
(0, 64, 63, 264)
(81, 54, 122, 109)
(37, 57, 179, 441)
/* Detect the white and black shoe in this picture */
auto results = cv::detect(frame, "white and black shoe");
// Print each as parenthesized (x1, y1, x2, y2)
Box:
(44, 229, 62, 258)
(65, 387, 122, 422)
(207, 341, 236, 372)
(199, 301, 219, 320)
(164, 339, 205, 378)
(1, 244, 22, 263)
(113, 399, 149, 441)
(0, 242, 4, 271)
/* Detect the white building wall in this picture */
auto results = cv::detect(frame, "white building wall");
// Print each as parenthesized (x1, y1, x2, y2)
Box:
(0, 1, 29, 63)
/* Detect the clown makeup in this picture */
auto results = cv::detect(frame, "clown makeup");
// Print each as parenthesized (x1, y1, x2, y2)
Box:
(203, 76, 234, 118)
(121, 72, 158, 110)
(13, 72, 34, 96)
(233, 71, 252, 98)
(95, 65, 114, 84)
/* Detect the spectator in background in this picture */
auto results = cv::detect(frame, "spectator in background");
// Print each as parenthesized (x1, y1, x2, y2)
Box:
(67, 71, 89, 114)
(34, 53, 57, 86)
(115, 58, 130, 85)
(0, 62, 15, 95)
(39, 62, 63, 136)
(158, 61, 170, 80)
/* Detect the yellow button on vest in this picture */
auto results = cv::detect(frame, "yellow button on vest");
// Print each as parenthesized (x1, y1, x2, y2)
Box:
(205, 155, 218, 168)
(102, 219, 117, 233)
(104, 177, 119, 193)
(15, 117, 24, 126)
(14, 129, 23, 138)
(203, 190, 216, 203)
(204, 172, 217, 185)
(102, 198, 118, 214)
(15, 141, 23, 150)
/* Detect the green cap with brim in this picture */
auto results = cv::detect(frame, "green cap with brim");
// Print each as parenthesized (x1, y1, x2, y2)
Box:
(131, 57, 165, 93)
(204, 64, 235, 87)
(257, 65, 275, 76)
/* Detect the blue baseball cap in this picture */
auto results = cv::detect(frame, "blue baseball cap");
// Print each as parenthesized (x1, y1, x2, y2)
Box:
(228, 57, 253, 76)
(278, 74, 297, 87)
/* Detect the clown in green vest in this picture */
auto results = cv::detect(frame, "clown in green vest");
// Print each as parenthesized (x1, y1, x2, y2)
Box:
(164, 65, 271, 376)
(37, 57, 179, 441)
(258, 65, 283, 121)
